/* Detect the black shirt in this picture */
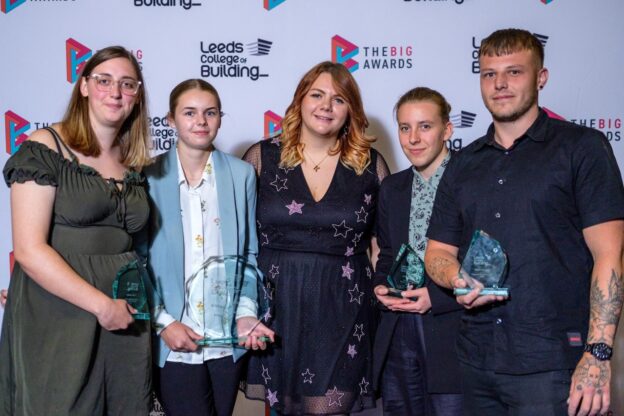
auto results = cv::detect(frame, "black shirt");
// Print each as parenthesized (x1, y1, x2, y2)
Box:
(427, 109, 624, 374)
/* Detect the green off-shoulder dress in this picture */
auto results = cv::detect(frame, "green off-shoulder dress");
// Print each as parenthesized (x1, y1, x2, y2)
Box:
(0, 131, 152, 416)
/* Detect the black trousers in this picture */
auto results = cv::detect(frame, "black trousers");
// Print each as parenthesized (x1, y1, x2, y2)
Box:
(461, 363, 571, 416)
(158, 355, 247, 416)
(381, 314, 463, 416)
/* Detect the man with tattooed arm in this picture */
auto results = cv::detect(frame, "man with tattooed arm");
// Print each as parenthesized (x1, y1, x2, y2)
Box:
(424, 28, 624, 416)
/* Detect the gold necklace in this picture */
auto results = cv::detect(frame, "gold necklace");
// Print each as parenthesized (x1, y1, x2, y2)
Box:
(304, 149, 331, 172)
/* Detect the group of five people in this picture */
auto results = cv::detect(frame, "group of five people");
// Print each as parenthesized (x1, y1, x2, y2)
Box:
(0, 27, 622, 416)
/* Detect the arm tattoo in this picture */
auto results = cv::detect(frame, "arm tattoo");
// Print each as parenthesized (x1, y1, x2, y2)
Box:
(589, 269, 624, 343)
(426, 257, 455, 286)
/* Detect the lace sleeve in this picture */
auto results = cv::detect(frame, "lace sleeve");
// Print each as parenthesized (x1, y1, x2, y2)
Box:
(375, 151, 390, 183)
(242, 142, 262, 176)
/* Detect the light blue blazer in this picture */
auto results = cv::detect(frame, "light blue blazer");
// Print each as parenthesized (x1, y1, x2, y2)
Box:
(140, 148, 263, 368)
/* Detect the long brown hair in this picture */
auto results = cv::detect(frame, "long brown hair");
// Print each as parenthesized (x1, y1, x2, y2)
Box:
(60, 45, 150, 168)
(279, 61, 375, 175)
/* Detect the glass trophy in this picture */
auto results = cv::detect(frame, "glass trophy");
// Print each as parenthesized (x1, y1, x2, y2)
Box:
(454, 230, 509, 296)
(112, 260, 150, 320)
(386, 243, 425, 298)
(187, 255, 271, 347)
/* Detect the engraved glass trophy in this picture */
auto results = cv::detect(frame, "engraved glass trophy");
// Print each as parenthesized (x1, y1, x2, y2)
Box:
(112, 260, 150, 320)
(454, 230, 509, 296)
(386, 243, 425, 297)
(188, 255, 269, 347)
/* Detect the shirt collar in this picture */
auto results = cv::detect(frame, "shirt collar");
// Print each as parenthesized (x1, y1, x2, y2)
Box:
(411, 150, 451, 187)
(473, 107, 549, 151)
(176, 148, 214, 188)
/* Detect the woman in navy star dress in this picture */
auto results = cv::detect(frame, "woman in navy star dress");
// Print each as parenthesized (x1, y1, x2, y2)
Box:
(243, 61, 389, 415)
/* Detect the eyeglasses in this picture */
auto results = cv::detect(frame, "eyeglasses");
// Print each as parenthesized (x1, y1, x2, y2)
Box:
(87, 73, 142, 96)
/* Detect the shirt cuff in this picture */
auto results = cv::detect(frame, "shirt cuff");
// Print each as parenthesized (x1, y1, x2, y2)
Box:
(154, 309, 177, 335)
(235, 296, 258, 319)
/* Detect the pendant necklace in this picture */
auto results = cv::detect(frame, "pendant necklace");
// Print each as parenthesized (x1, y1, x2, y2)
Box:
(304, 149, 331, 172)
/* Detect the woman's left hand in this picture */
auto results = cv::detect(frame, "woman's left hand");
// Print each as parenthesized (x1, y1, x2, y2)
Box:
(0, 289, 7, 307)
(236, 316, 275, 351)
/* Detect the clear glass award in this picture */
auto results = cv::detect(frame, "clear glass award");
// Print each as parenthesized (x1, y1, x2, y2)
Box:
(187, 255, 270, 347)
(453, 230, 509, 296)
(386, 243, 425, 297)
(112, 260, 150, 320)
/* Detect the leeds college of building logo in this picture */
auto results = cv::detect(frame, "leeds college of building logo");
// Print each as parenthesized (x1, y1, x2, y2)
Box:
(5, 110, 30, 155)
(66, 38, 92, 84)
(200, 39, 273, 81)
(450, 111, 476, 129)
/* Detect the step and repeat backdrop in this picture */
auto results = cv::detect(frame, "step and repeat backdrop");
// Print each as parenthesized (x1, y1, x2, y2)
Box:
(2, 0, 624, 410)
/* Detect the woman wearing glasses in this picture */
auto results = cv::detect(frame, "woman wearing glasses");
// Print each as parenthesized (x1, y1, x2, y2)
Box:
(0, 46, 152, 415)
(142, 79, 274, 416)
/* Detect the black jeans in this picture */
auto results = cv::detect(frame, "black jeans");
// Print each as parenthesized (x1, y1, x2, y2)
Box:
(158, 355, 247, 416)
(461, 363, 571, 416)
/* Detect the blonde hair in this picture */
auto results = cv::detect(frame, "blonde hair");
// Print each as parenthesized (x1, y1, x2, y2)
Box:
(61, 46, 150, 168)
(479, 28, 544, 69)
(279, 61, 375, 175)
(394, 87, 452, 123)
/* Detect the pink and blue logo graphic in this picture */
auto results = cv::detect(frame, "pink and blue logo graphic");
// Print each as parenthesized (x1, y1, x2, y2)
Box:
(5, 110, 30, 155)
(9, 251, 15, 275)
(264, 0, 286, 10)
(1, 0, 26, 14)
(264, 111, 282, 137)
(541, 0, 554, 4)
(66, 38, 92, 84)
(331, 35, 359, 73)
(543, 107, 565, 120)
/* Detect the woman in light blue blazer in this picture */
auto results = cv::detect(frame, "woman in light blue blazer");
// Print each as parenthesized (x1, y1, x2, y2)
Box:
(142, 79, 274, 416)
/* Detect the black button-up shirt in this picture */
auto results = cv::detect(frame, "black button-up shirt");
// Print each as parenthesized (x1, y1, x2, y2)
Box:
(427, 109, 624, 374)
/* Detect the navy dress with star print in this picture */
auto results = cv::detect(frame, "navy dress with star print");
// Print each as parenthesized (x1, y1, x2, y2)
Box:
(243, 138, 389, 415)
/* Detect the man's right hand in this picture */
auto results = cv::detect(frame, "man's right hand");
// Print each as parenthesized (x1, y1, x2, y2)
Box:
(160, 321, 203, 352)
(452, 276, 507, 309)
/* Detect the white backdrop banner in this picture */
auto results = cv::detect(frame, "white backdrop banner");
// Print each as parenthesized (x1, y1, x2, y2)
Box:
(1, 0, 623, 402)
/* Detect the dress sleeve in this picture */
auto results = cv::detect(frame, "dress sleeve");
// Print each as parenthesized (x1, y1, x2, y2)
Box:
(3, 141, 60, 187)
(374, 150, 391, 182)
(242, 142, 262, 176)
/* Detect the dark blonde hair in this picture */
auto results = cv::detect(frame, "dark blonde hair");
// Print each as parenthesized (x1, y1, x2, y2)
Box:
(479, 28, 544, 69)
(61, 46, 150, 168)
(168, 78, 222, 116)
(279, 61, 375, 175)
(394, 87, 452, 123)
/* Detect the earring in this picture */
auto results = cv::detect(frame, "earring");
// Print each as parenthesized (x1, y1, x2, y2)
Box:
(539, 85, 543, 90)
(341, 124, 350, 139)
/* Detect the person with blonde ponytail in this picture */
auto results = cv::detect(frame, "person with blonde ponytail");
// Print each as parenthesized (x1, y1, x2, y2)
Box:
(243, 61, 389, 415)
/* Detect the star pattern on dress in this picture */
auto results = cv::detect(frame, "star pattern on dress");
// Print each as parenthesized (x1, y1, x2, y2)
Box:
(261, 364, 272, 384)
(270, 135, 281, 146)
(279, 166, 294, 174)
(352, 232, 363, 246)
(285, 200, 304, 215)
(359, 377, 370, 395)
(269, 264, 280, 279)
(354, 206, 368, 223)
(325, 386, 345, 407)
(365, 266, 372, 279)
(348, 284, 364, 304)
(353, 323, 365, 341)
(270, 175, 288, 192)
(347, 344, 358, 358)
(364, 194, 372, 205)
(301, 368, 315, 384)
(267, 389, 279, 407)
(341, 262, 354, 280)
(263, 283, 274, 300)
(332, 220, 353, 238)
(345, 246, 354, 257)
(261, 233, 269, 246)
(262, 308, 272, 322)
